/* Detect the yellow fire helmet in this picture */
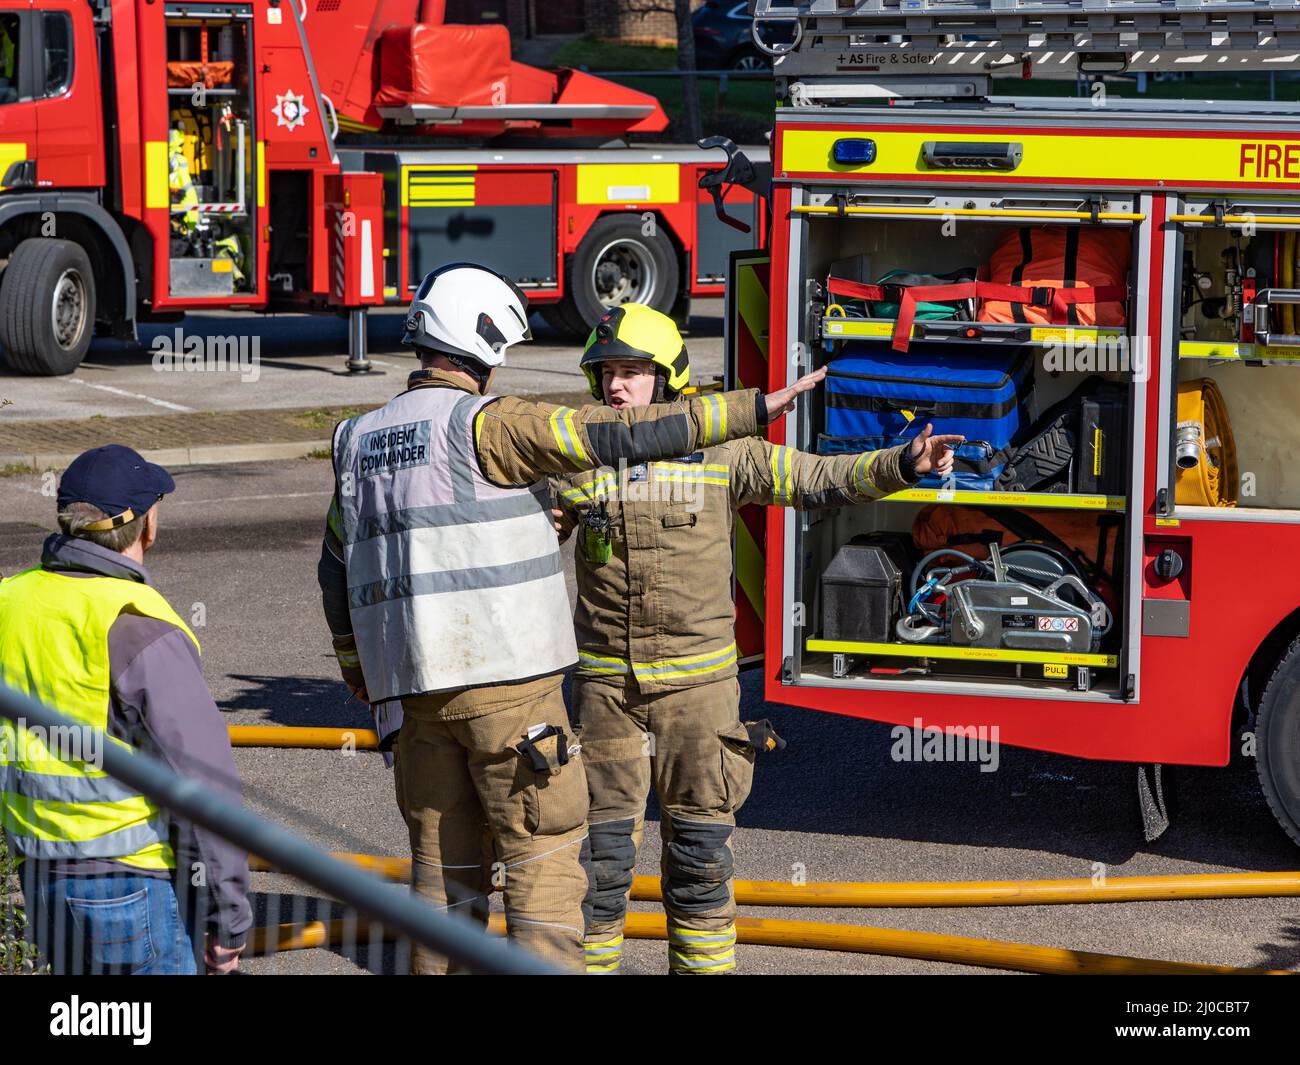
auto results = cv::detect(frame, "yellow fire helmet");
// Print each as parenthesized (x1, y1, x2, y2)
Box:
(580, 303, 690, 401)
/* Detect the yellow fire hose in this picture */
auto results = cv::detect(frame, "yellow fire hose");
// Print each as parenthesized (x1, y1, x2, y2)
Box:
(228, 726, 380, 750)
(249, 852, 1300, 907)
(250, 913, 1289, 975)
(234, 731, 1300, 972)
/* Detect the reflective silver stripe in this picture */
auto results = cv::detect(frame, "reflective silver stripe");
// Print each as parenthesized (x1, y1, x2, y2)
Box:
(668, 949, 736, 970)
(771, 445, 793, 505)
(632, 642, 739, 681)
(8, 819, 168, 861)
(0, 765, 141, 804)
(549, 407, 589, 466)
(352, 486, 549, 543)
(853, 450, 881, 495)
(447, 394, 486, 503)
(577, 650, 630, 675)
(668, 925, 737, 946)
(331, 417, 357, 542)
(700, 393, 727, 446)
(348, 550, 565, 609)
(561, 472, 618, 503)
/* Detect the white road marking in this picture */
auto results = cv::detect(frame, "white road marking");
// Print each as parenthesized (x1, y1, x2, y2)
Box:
(169, 491, 332, 506)
(68, 378, 196, 413)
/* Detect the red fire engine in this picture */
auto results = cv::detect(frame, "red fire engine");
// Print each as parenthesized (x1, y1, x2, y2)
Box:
(0, 0, 766, 375)
(722, 0, 1300, 847)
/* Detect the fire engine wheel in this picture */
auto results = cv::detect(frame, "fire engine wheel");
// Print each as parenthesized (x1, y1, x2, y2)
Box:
(1256, 635, 1300, 847)
(0, 238, 97, 376)
(559, 214, 680, 335)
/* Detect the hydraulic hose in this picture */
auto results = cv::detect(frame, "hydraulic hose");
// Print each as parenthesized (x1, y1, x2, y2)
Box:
(253, 913, 1291, 975)
(248, 853, 1300, 906)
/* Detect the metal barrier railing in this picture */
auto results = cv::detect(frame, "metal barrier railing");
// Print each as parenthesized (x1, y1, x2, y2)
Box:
(0, 680, 562, 976)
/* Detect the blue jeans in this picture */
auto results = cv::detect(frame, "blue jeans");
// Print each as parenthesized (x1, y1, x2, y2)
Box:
(24, 871, 198, 975)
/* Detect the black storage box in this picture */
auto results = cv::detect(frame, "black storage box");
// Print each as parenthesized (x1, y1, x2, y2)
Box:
(1076, 391, 1128, 494)
(819, 534, 914, 644)
(996, 378, 1128, 495)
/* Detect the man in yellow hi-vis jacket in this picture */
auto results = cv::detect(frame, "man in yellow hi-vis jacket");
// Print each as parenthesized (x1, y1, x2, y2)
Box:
(554, 304, 961, 974)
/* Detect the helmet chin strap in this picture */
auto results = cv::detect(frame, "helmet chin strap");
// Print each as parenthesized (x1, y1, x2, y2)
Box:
(448, 353, 492, 393)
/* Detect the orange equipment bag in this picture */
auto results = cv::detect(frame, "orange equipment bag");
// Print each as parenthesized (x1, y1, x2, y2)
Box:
(978, 226, 1130, 328)
(166, 62, 234, 89)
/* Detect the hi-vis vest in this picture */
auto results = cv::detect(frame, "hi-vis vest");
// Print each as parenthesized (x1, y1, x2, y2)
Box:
(0, 568, 196, 869)
(332, 386, 577, 701)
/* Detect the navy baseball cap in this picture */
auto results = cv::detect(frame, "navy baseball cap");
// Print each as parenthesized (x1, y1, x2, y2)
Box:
(57, 445, 176, 530)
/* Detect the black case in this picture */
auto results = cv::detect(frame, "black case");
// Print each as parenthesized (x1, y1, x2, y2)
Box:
(819, 534, 915, 644)
(1076, 391, 1128, 494)
(996, 378, 1128, 495)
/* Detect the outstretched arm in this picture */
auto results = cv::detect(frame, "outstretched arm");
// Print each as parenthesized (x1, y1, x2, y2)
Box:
(731, 423, 963, 509)
(474, 370, 827, 487)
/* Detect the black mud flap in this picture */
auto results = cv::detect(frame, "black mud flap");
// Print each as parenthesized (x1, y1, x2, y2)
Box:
(1137, 763, 1170, 842)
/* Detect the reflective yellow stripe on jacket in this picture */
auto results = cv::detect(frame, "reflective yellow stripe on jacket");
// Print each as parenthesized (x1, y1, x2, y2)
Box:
(560, 470, 619, 505)
(548, 406, 590, 467)
(652, 462, 730, 488)
(768, 445, 794, 505)
(578, 642, 739, 683)
(698, 393, 727, 446)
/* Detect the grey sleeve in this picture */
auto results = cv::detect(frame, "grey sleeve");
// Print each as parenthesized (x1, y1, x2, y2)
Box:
(110, 618, 253, 948)
(318, 496, 352, 637)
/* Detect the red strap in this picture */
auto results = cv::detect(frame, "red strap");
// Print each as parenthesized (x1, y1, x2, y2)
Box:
(1049, 284, 1127, 316)
(893, 283, 978, 352)
(825, 276, 1127, 352)
(826, 277, 885, 302)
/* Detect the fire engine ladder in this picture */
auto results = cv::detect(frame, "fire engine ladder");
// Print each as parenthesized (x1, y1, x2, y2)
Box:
(748, 0, 1300, 102)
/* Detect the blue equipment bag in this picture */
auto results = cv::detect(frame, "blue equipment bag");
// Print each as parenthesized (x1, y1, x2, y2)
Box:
(818, 344, 1035, 490)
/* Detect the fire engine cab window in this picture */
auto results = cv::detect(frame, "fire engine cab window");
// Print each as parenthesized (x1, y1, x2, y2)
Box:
(41, 13, 71, 98)
(0, 15, 19, 105)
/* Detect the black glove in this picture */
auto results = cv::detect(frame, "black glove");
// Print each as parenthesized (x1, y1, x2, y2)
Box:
(744, 719, 787, 754)
(898, 438, 921, 483)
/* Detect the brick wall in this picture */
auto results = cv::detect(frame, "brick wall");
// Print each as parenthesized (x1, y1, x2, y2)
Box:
(584, 0, 706, 45)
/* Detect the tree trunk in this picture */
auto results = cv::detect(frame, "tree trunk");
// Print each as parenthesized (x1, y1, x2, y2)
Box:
(675, 0, 703, 144)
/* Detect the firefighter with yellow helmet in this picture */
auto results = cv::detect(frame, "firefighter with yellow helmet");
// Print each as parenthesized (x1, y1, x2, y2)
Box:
(555, 303, 962, 974)
(317, 266, 830, 974)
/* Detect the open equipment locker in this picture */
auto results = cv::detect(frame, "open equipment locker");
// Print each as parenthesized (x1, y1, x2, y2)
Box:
(718, 0, 1300, 844)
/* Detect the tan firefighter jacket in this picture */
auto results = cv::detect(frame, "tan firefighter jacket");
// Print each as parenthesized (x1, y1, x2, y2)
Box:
(555, 428, 916, 694)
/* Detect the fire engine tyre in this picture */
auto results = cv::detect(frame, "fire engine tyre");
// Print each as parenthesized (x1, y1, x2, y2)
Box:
(539, 301, 591, 341)
(1256, 636, 1300, 847)
(0, 239, 97, 376)
(563, 214, 680, 335)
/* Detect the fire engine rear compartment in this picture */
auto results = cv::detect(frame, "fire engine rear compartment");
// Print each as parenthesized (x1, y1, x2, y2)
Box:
(1172, 198, 1300, 516)
(783, 190, 1143, 702)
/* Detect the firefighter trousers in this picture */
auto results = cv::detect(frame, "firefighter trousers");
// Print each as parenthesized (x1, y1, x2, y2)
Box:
(394, 686, 590, 974)
(574, 674, 755, 974)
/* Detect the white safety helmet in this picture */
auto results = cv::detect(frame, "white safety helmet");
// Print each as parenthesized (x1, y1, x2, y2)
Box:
(401, 262, 532, 372)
